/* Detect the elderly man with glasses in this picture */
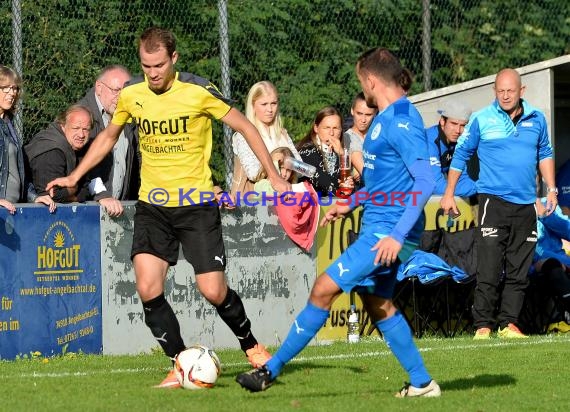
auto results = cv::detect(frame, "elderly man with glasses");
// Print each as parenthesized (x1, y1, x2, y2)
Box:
(76, 65, 140, 217)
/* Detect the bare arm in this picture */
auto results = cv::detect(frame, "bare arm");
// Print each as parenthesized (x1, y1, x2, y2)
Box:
(46, 123, 123, 191)
(539, 157, 557, 215)
(440, 169, 461, 216)
(221, 108, 291, 193)
(539, 158, 556, 191)
(351, 151, 364, 175)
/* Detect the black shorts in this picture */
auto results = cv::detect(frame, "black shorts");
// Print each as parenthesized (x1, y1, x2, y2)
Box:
(131, 201, 226, 274)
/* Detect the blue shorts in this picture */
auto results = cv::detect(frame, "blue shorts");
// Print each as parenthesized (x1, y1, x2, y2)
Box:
(325, 231, 416, 299)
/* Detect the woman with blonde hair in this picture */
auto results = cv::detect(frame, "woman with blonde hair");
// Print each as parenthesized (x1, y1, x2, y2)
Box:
(0, 65, 55, 214)
(231, 81, 300, 196)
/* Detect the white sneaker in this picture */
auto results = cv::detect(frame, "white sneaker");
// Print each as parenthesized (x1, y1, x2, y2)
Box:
(395, 380, 441, 397)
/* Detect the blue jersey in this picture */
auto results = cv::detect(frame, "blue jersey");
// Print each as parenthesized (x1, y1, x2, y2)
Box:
(425, 124, 477, 197)
(450, 99, 552, 204)
(533, 198, 570, 271)
(354, 96, 433, 244)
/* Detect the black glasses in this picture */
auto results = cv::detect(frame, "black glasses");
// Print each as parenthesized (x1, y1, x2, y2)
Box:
(99, 81, 122, 96)
(0, 85, 20, 93)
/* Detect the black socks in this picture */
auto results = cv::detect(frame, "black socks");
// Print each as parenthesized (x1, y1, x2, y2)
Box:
(142, 293, 185, 360)
(215, 288, 257, 352)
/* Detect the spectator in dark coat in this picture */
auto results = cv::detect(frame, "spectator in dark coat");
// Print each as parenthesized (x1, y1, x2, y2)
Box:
(25, 105, 93, 204)
(78, 65, 140, 216)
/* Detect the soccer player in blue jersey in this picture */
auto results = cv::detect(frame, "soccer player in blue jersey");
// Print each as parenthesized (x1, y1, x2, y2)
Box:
(236, 47, 440, 397)
(441, 68, 556, 340)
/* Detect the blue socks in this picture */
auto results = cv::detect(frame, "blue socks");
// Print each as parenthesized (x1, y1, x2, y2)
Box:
(376, 311, 431, 387)
(264, 306, 430, 387)
(265, 302, 329, 378)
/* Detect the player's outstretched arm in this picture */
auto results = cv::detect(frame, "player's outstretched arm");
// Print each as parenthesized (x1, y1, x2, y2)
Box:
(46, 123, 123, 193)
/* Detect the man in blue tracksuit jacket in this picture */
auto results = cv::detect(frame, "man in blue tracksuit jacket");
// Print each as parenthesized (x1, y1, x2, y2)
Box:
(527, 199, 570, 333)
(426, 98, 476, 197)
(440, 68, 556, 339)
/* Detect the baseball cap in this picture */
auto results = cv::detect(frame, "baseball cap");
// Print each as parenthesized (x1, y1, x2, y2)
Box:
(437, 98, 472, 122)
(275, 181, 320, 252)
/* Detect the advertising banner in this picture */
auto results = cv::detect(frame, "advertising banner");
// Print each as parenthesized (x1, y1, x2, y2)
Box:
(315, 196, 476, 341)
(0, 205, 102, 359)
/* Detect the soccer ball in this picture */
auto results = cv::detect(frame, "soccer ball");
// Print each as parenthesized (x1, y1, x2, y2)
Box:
(174, 345, 221, 390)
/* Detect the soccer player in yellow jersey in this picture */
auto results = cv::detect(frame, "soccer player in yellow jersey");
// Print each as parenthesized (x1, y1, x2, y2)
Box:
(47, 27, 291, 388)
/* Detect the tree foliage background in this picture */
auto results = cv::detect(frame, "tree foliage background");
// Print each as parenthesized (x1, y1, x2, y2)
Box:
(1, 0, 569, 184)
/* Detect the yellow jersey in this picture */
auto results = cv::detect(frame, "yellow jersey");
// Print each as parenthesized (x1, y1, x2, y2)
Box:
(112, 72, 231, 207)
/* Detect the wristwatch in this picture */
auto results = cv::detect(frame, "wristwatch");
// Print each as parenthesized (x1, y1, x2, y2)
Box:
(546, 187, 558, 195)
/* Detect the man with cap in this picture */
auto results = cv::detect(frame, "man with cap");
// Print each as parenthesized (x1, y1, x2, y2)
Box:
(426, 98, 476, 196)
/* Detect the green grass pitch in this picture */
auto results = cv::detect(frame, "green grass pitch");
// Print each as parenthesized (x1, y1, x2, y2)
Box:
(2, 334, 569, 411)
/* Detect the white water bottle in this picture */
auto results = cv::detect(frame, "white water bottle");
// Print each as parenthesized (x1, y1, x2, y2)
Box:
(347, 304, 360, 343)
(283, 156, 317, 178)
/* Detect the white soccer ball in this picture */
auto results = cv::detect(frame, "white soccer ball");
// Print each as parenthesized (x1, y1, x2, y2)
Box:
(174, 345, 221, 390)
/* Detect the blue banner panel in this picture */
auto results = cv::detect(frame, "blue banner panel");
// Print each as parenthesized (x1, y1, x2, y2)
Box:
(0, 205, 102, 359)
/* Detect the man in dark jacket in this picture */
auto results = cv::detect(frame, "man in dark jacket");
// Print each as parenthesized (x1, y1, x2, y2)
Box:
(25, 104, 93, 203)
(79, 65, 140, 215)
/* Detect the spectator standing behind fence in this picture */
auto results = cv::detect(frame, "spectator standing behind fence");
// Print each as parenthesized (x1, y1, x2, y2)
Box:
(441, 68, 556, 339)
(237, 47, 440, 397)
(231, 81, 300, 197)
(25, 104, 92, 204)
(532, 198, 570, 333)
(77, 65, 140, 217)
(426, 98, 476, 196)
(296, 106, 353, 197)
(342, 92, 377, 187)
(46, 27, 291, 389)
(0, 65, 55, 214)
